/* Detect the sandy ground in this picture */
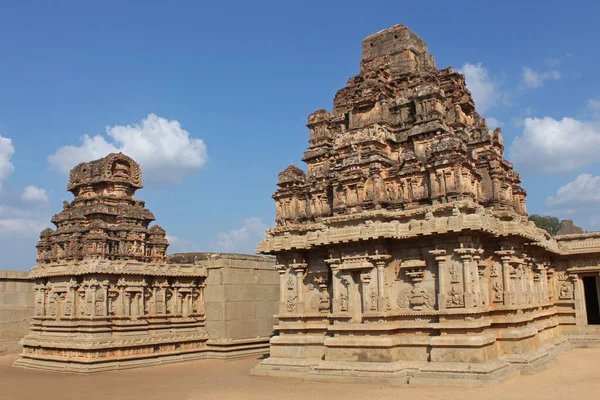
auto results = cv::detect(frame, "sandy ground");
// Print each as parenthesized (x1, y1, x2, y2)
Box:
(1, 349, 599, 400)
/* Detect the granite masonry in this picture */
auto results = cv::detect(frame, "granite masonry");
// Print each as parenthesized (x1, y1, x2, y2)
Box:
(0, 271, 35, 355)
(12, 153, 277, 372)
(251, 24, 600, 386)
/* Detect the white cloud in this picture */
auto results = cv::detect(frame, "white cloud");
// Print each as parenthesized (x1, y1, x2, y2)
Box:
(588, 98, 600, 118)
(0, 135, 15, 191)
(165, 234, 203, 254)
(510, 116, 600, 174)
(0, 134, 51, 240)
(520, 67, 561, 89)
(0, 218, 48, 238)
(48, 113, 208, 185)
(214, 217, 268, 254)
(546, 174, 600, 229)
(458, 63, 498, 114)
(486, 117, 502, 129)
(21, 186, 48, 207)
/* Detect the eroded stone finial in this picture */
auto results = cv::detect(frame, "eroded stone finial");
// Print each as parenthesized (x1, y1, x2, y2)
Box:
(277, 165, 306, 187)
(35, 153, 167, 265)
(67, 152, 142, 195)
(360, 24, 436, 74)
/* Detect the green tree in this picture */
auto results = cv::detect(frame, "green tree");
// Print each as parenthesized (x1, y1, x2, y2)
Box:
(528, 214, 561, 236)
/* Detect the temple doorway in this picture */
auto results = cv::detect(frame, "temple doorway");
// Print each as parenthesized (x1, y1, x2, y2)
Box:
(582, 276, 600, 325)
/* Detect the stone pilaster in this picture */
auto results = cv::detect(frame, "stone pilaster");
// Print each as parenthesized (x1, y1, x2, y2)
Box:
(496, 249, 515, 306)
(429, 249, 447, 309)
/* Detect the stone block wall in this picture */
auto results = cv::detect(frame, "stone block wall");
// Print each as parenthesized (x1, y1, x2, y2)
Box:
(169, 252, 279, 357)
(0, 271, 34, 355)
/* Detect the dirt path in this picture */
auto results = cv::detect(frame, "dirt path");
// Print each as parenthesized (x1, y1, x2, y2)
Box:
(1, 348, 599, 400)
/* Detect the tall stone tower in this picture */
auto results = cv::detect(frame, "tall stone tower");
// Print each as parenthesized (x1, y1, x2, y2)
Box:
(14, 153, 209, 372)
(252, 25, 577, 385)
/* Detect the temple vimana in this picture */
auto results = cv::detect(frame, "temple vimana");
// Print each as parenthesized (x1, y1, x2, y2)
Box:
(1, 24, 598, 386)
(251, 25, 600, 385)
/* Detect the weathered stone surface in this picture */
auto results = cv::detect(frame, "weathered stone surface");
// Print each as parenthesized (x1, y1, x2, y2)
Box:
(14, 154, 208, 372)
(13, 156, 279, 372)
(252, 24, 600, 386)
(0, 271, 34, 355)
(557, 220, 584, 235)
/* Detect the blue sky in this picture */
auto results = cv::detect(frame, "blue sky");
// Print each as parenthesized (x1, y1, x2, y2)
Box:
(1, 0, 599, 269)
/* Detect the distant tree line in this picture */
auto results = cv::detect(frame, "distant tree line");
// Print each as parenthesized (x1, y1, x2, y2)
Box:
(528, 214, 561, 236)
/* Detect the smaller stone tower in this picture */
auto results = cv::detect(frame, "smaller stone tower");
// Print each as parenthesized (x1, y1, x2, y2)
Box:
(14, 153, 209, 373)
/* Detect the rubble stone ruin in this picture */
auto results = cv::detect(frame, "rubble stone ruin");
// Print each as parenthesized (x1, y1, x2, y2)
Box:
(253, 25, 600, 385)
(14, 153, 210, 372)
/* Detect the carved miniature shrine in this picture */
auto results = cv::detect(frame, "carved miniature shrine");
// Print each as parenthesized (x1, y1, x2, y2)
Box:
(14, 153, 210, 372)
(253, 25, 600, 385)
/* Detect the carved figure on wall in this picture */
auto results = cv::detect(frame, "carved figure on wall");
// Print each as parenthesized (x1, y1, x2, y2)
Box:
(310, 293, 320, 311)
(449, 261, 461, 283)
(490, 263, 499, 277)
(49, 301, 57, 317)
(318, 291, 330, 312)
(447, 285, 464, 307)
(340, 293, 349, 312)
(369, 288, 378, 311)
(397, 287, 411, 309)
(64, 302, 73, 316)
(286, 296, 298, 312)
(397, 286, 435, 310)
(334, 185, 346, 207)
(559, 282, 573, 300)
(492, 281, 503, 302)
(286, 275, 295, 290)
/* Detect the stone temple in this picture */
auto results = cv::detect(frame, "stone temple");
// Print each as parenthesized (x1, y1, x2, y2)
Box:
(252, 25, 600, 385)
(13, 153, 278, 372)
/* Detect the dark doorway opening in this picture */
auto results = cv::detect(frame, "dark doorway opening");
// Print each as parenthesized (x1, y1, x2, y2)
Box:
(582, 276, 600, 325)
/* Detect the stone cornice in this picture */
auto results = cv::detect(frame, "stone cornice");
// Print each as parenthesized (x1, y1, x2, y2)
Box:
(257, 201, 560, 255)
(29, 260, 207, 279)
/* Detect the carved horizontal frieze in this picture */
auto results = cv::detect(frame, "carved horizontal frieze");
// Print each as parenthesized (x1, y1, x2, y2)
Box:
(258, 201, 560, 254)
(29, 260, 207, 279)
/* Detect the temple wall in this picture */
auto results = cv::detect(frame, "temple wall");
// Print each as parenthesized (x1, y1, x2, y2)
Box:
(204, 255, 278, 341)
(1, 253, 278, 360)
(167, 252, 279, 357)
(0, 271, 34, 355)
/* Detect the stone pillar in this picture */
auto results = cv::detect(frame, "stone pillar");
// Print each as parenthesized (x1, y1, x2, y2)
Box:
(291, 260, 308, 312)
(455, 247, 479, 308)
(67, 279, 78, 318)
(330, 265, 342, 313)
(376, 261, 386, 311)
(539, 265, 548, 303)
(474, 251, 487, 307)
(429, 249, 447, 309)
(495, 249, 515, 306)
(491, 174, 501, 202)
(535, 263, 548, 304)
(124, 292, 132, 317)
(198, 282, 206, 314)
(139, 280, 146, 318)
(454, 166, 464, 194)
(572, 275, 585, 326)
(275, 262, 288, 314)
(150, 286, 157, 315)
(429, 171, 439, 199)
(90, 280, 99, 317)
(173, 286, 180, 315)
